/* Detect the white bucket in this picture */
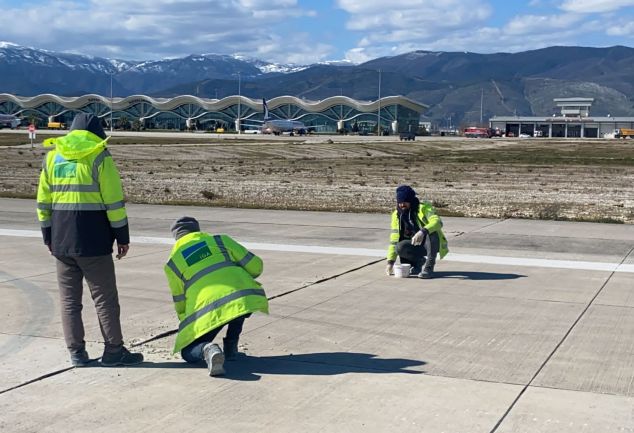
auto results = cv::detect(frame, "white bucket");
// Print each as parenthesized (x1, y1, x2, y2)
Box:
(393, 263, 411, 278)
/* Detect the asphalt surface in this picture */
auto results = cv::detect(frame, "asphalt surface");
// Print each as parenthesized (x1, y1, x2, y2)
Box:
(1, 198, 633, 432)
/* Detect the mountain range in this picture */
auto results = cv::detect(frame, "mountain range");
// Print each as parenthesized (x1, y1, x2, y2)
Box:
(1, 42, 634, 126)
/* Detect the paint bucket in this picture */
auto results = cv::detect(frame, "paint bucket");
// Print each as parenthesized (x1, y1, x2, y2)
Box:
(393, 263, 411, 278)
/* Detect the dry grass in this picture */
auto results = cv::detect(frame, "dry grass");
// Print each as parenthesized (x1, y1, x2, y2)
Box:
(1, 133, 633, 223)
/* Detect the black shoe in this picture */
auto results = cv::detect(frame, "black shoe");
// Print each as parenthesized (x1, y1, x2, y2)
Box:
(70, 350, 91, 367)
(101, 347, 144, 367)
(409, 266, 422, 276)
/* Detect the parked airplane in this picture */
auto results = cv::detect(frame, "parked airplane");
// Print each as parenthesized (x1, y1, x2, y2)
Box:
(0, 114, 21, 129)
(261, 99, 307, 135)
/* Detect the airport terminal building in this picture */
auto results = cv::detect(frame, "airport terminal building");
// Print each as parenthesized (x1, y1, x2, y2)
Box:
(489, 98, 634, 138)
(0, 93, 426, 134)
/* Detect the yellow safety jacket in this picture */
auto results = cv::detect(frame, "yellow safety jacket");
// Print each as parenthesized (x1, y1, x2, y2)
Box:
(387, 201, 449, 262)
(164, 232, 269, 353)
(36, 130, 128, 256)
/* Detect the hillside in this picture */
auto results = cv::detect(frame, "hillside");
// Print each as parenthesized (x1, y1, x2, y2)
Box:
(1, 43, 634, 125)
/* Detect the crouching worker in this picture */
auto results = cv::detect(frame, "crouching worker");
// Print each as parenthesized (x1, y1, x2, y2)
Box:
(386, 185, 449, 279)
(164, 217, 269, 376)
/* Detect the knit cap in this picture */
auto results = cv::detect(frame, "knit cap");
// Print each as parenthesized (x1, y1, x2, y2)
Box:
(170, 216, 200, 240)
(395, 185, 416, 203)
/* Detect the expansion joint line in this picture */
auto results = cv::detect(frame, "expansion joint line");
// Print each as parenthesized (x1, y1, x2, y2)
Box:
(0, 367, 75, 395)
(131, 258, 385, 348)
(0, 259, 382, 394)
(489, 246, 634, 433)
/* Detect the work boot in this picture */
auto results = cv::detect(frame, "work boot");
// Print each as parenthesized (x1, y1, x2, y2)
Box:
(419, 257, 436, 279)
(101, 347, 144, 367)
(409, 264, 422, 277)
(223, 338, 239, 361)
(203, 343, 225, 376)
(70, 349, 91, 367)
(419, 269, 434, 279)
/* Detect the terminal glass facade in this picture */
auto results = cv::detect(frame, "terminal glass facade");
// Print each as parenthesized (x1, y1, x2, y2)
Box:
(0, 94, 426, 134)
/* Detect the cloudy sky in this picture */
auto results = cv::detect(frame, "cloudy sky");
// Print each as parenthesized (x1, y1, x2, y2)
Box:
(1, 0, 633, 64)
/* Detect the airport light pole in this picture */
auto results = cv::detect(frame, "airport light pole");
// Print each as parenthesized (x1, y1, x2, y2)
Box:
(377, 69, 382, 135)
(237, 72, 241, 134)
(480, 87, 484, 125)
(109, 72, 114, 132)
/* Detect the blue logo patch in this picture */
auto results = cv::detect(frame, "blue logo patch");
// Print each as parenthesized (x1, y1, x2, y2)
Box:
(182, 241, 212, 266)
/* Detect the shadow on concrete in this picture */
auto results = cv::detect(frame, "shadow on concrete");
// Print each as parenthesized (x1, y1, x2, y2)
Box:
(136, 352, 426, 381)
(431, 271, 526, 280)
(227, 352, 426, 381)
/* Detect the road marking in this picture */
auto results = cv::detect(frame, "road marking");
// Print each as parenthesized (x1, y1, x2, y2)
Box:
(2, 228, 633, 273)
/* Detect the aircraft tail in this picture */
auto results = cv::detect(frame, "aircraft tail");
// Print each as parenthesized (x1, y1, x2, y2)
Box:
(263, 98, 270, 120)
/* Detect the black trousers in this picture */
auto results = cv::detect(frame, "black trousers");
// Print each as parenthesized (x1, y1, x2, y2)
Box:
(181, 315, 249, 363)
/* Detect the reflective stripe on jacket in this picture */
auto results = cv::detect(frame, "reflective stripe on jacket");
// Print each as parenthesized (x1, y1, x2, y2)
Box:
(164, 232, 269, 353)
(36, 130, 129, 256)
(387, 201, 449, 261)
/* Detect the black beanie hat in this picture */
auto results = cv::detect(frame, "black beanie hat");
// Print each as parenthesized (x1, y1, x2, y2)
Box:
(396, 185, 416, 203)
(70, 113, 107, 140)
(171, 216, 200, 240)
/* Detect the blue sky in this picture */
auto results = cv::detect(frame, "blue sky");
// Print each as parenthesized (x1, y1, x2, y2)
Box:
(1, 0, 633, 64)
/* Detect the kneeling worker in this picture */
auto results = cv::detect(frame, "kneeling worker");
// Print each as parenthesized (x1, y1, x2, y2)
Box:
(164, 217, 269, 376)
(386, 185, 449, 278)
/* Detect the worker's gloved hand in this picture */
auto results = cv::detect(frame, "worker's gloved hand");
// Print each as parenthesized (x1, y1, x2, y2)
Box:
(411, 229, 428, 246)
(386, 261, 394, 276)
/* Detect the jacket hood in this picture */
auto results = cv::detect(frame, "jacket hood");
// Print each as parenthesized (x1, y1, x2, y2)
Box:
(43, 130, 109, 160)
(69, 113, 107, 139)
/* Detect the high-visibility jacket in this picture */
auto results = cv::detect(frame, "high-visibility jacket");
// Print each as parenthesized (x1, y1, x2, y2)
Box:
(164, 232, 269, 353)
(36, 130, 129, 256)
(387, 201, 449, 262)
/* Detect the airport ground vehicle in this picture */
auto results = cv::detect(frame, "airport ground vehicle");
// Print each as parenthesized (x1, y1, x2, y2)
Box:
(464, 127, 491, 138)
(47, 121, 66, 129)
(464, 127, 503, 138)
(399, 132, 416, 141)
(614, 128, 634, 138)
(0, 114, 21, 129)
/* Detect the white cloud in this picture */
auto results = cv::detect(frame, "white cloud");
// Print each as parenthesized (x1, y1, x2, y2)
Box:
(337, 0, 493, 62)
(337, 0, 491, 32)
(606, 21, 634, 36)
(0, 0, 330, 63)
(504, 13, 584, 35)
(343, 8, 607, 63)
(337, 0, 630, 63)
(560, 0, 634, 13)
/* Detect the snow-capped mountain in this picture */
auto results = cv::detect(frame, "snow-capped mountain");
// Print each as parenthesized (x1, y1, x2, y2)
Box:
(0, 42, 313, 95)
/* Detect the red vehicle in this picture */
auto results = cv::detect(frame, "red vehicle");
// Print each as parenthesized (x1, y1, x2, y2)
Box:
(463, 127, 502, 138)
(463, 126, 491, 138)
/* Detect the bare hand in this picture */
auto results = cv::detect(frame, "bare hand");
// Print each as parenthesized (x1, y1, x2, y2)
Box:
(116, 244, 129, 260)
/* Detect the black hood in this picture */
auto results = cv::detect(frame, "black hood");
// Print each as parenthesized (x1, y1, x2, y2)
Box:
(69, 113, 107, 139)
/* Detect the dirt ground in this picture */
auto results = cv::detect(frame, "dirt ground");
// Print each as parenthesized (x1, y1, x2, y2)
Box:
(1, 133, 633, 223)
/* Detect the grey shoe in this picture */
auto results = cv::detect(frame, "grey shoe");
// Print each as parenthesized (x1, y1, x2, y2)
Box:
(223, 338, 239, 361)
(70, 350, 91, 367)
(101, 347, 144, 367)
(203, 343, 225, 376)
(419, 269, 434, 279)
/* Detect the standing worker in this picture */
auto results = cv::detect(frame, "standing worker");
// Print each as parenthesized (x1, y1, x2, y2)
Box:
(36, 113, 143, 367)
(165, 217, 269, 376)
(386, 185, 449, 278)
